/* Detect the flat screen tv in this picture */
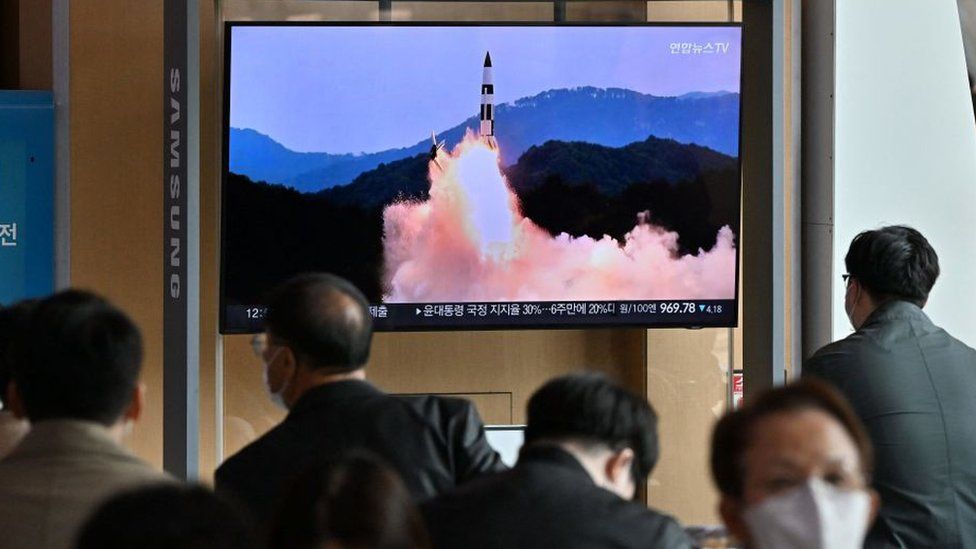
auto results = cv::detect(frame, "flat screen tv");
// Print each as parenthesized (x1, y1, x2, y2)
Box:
(221, 22, 742, 333)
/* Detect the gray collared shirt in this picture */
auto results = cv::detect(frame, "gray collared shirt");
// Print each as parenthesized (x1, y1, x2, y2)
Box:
(805, 300, 976, 548)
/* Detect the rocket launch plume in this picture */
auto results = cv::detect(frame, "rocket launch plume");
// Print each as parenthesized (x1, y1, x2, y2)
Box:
(382, 132, 737, 302)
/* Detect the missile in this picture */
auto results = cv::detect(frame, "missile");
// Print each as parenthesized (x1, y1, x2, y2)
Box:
(480, 51, 495, 148)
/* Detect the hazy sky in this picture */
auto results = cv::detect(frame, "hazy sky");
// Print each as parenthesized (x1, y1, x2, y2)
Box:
(230, 25, 741, 154)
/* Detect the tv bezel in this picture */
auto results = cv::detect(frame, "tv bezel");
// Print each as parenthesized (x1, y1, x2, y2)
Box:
(219, 20, 744, 334)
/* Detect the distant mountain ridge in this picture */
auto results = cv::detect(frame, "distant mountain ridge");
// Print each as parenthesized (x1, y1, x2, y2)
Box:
(319, 134, 737, 210)
(506, 135, 737, 195)
(230, 87, 740, 193)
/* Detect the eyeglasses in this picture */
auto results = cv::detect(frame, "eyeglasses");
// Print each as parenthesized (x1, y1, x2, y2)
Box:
(250, 334, 268, 358)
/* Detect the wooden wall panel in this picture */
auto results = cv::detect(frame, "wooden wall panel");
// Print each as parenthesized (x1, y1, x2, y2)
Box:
(567, 1, 646, 21)
(393, 2, 551, 20)
(69, 1, 165, 468)
(647, 0, 740, 22)
(646, 328, 729, 526)
(222, 334, 283, 459)
(200, 0, 221, 482)
(221, 0, 377, 21)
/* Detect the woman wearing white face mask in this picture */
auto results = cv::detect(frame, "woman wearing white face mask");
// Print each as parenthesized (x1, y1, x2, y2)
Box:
(710, 379, 880, 549)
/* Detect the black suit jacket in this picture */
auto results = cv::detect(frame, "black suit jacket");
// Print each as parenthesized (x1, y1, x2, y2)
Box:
(804, 300, 976, 548)
(421, 445, 691, 549)
(215, 380, 506, 523)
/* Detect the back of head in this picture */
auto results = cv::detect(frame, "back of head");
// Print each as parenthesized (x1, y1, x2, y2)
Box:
(76, 484, 255, 549)
(525, 372, 659, 481)
(710, 379, 873, 500)
(265, 273, 373, 372)
(845, 225, 939, 307)
(269, 451, 430, 549)
(0, 299, 36, 409)
(12, 290, 142, 425)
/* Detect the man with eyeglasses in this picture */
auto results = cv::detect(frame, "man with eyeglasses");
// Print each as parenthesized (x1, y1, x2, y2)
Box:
(215, 273, 505, 527)
(804, 226, 976, 548)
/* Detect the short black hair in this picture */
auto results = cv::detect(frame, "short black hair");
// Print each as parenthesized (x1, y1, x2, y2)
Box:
(76, 484, 255, 549)
(845, 225, 939, 307)
(0, 299, 36, 408)
(264, 273, 373, 372)
(710, 379, 873, 500)
(269, 451, 430, 549)
(525, 372, 659, 481)
(11, 290, 143, 425)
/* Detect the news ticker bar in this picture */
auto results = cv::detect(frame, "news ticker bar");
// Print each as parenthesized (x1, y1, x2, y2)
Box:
(223, 299, 737, 334)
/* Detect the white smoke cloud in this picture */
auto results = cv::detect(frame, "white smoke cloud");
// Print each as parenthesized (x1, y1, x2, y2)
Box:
(382, 133, 736, 302)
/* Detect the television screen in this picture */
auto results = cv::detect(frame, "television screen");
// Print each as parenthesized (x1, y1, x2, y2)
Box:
(221, 23, 742, 333)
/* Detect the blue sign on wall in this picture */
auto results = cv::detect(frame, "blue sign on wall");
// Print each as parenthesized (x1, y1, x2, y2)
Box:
(0, 91, 54, 305)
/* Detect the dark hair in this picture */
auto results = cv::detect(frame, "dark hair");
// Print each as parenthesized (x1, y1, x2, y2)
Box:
(525, 372, 659, 481)
(710, 379, 874, 499)
(11, 290, 143, 425)
(0, 299, 36, 407)
(264, 273, 373, 372)
(845, 225, 939, 307)
(76, 484, 255, 549)
(268, 451, 431, 549)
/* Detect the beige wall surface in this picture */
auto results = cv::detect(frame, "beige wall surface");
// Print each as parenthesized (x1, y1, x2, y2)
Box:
(68, 1, 165, 468)
(199, 0, 221, 481)
(647, 328, 730, 525)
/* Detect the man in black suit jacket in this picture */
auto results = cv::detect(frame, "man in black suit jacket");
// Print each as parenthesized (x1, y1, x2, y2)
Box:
(804, 226, 976, 548)
(216, 273, 505, 524)
(422, 373, 691, 549)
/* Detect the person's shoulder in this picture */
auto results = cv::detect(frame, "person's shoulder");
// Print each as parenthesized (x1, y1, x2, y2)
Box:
(396, 394, 481, 430)
(809, 331, 867, 360)
(594, 498, 691, 548)
(561, 487, 690, 548)
(423, 465, 524, 516)
(421, 470, 501, 515)
(937, 326, 976, 357)
(215, 422, 290, 482)
(803, 332, 873, 379)
(102, 449, 172, 484)
(637, 506, 693, 548)
(401, 393, 472, 414)
(421, 468, 533, 546)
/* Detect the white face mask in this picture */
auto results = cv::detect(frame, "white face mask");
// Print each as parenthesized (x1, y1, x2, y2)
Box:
(262, 348, 289, 410)
(743, 477, 871, 549)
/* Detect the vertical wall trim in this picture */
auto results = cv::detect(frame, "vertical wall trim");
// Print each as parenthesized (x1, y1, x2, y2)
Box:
(789, 0, 802, 373)
(52, 0, 70, 288)
(213, 0, 225, 467)
(800, 0, 835, 360)
(742, 0, 790, 399)
(741, 0, 778, 401)
(186, 0, 202, 478)
(215, 334, 224, 463)
(771, 0, 786, 376)
(163, 0, 200, 480)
